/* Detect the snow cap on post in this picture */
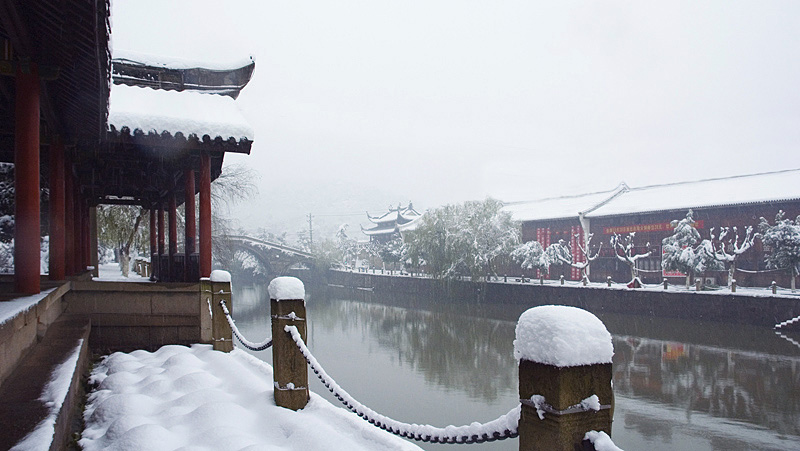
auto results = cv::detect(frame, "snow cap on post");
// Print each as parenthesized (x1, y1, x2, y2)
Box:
(514, 305, 613, 367)
(210, 269, 232, 283)
(268, 276, 305, 301)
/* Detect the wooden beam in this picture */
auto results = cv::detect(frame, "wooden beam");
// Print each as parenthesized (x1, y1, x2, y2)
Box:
(0, 0, 34, 57)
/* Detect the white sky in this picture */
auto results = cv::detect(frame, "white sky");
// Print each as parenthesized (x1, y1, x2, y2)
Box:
(112, 0, 800, 238)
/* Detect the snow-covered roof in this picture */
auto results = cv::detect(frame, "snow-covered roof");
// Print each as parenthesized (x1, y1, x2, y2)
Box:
(504, 169, 800, 223)
(503, 187, 624, 222)
(367, 203, 421, 224)
(107, 84, 253, 142)
(113, 49, 255, 72)
(586, 169, 800, 218)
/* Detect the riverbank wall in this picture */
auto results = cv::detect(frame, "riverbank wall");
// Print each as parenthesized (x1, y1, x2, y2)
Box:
(323, 269, 800, 329)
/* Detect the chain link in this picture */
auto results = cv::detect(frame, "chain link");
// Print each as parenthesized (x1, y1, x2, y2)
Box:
(284, 325, 520, 444)
(219, 300, 273, 351)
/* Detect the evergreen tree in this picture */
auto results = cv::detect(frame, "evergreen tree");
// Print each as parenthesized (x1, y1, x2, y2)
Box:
(662, 210, 702, 288)
(759, 211, 800, 292)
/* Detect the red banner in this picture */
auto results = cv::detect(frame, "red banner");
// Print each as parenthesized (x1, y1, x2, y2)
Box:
(603, 220, 704, 235)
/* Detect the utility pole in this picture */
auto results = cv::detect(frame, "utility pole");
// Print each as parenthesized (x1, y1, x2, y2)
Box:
(308, 213, 313, 246)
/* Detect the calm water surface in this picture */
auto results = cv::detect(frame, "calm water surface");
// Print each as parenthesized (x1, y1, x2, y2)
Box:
(232, 284, 800, 451)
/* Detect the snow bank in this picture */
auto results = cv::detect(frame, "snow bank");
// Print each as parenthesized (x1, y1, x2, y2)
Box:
(209, 269, 231, 283)
(268, 276, 305, 300)
(514, 305, 613, 367)
(80, 344, 419, 451)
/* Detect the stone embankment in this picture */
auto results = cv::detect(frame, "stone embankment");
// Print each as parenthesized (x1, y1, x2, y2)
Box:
(325, 270, 800, 329)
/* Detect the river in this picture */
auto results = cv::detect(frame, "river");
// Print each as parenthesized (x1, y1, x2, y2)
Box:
(231, 283, 800, 450)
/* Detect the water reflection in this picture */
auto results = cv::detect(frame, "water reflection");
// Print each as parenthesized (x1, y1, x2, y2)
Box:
(310, 299, 517, 402)
(232, 284, 800, 450)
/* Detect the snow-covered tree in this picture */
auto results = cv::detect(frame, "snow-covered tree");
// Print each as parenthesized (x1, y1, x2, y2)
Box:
(662, 210, 702, 288)
(511, 240, 548, 273)
(97, 205, 148, 277)
(611, 233, 651, 283)
(335, 224, 360, 268)
(759, 211, 800, 292)
(404, 198, 519, 280)
(545, 235, 602, 282)
(377, 233, 406, 270)
(702, 226, 757, 287)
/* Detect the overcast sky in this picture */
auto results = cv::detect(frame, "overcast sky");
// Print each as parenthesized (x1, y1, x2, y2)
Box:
(112, 1, 800, 239)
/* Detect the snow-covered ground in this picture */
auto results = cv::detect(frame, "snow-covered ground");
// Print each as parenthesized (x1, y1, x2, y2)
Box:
(80, 344, 421, 451)
(94, 262, 151, 282)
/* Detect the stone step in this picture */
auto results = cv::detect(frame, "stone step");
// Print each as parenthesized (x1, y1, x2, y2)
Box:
(0, 314, 91, 451)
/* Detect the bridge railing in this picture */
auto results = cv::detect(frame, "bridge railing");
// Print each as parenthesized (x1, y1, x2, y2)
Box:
(214, 275, 620, 451)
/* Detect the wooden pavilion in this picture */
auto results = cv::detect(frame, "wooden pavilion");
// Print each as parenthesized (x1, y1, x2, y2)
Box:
(0, 0, 254, 294)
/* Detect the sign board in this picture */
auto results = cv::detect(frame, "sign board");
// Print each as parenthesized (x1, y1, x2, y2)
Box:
(603, 220, 704, 235)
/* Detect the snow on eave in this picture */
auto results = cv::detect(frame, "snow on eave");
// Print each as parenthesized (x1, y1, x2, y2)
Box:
(107, 84, 253, 143)
(113, 49, 255, 72)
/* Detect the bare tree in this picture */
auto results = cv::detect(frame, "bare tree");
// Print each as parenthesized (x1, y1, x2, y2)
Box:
(610, 232, 651, 284)
(702, 226, 757, 287)
(546, 234, 602, 283)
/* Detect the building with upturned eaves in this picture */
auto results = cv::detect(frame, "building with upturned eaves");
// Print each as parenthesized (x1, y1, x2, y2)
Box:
(362, 203, 422, 243)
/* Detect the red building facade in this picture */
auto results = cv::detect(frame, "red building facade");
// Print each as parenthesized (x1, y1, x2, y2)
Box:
(508, 170, 800, 287)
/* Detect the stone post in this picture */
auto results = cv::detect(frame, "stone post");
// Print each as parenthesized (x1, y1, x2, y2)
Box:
(270, 276, 309, 411)
(207, 270, 233, 352)
(516, 305, 614, 451)
(731, 279, 737, 293)
(772, 281, 777, 294)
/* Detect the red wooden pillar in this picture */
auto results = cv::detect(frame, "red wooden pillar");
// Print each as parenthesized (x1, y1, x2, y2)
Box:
(73, 184, 82, 273)
(168, 193, 177, 280)
(64, 168, 74, 276)
(149, 206, 157, 280)
(157, 204, 166, 259)
(82, 202, 90, 269)
(199, 152, 212, 277)
(14, 63, 41, 294)
(184, 169, 196, 264)
(48, 138, 65, 280)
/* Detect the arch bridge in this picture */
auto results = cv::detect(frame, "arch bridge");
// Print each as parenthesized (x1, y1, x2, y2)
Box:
(222, 235, 315, 277)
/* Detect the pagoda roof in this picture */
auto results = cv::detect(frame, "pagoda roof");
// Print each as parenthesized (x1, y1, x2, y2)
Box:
(367, 203, 422, 224)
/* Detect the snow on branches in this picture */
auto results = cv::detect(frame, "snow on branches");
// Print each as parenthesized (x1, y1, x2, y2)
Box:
(702, 226, 757, 287)
(404, 198, 519, 280)
(545, 234, 601, 282)
(610, 232, 651, 283)
(759, 211, 800, 291)
(511, 240, 547, 272)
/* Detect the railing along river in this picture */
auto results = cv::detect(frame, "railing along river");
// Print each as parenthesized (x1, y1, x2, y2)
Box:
(203, 273, 620, 451)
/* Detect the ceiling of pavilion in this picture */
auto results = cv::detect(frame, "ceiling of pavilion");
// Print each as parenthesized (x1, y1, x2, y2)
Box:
(0, 0, 255, 210)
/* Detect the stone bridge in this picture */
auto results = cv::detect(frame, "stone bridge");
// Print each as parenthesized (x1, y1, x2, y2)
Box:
(222, 235, 315, 277)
